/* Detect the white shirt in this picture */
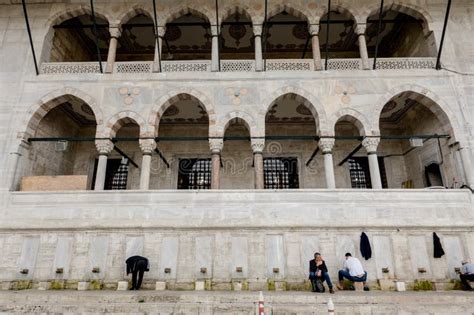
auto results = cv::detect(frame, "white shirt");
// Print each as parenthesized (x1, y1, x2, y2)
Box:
(461, 263, 474, 275)
(343, 257, 365, 277)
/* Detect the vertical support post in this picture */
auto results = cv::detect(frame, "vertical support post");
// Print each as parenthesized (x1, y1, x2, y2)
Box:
(6, 140, 31, 191)
(459, 146, 473, 189)
(362, 137, 382, 189)
(436, 0, 452, 70)
(152, 0, 162, 72)
(356, 24, 370, 70)
(310, 25, 322, 70)
(254, 26, 263, 71)
(209, 139, 224, 189)
(105, 26, 121, 73)
(94, 140, 114, 190)
(139, 139, 157, 190)
(215, 0, 220, 72)
(372, 0, 384, 70)
(262, 0, 268, 71)
(21, 0, 39, 75)
(324, 0, 331, 70)
(211, 26, 220, 72)
(90, 0, 103, 73)
(319, 138, 336, 189)
(251, 139, 265, 190)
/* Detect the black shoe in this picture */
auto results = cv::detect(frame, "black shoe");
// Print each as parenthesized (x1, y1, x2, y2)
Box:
(329, 288, 335, 294)
(364, 286, 370, 291)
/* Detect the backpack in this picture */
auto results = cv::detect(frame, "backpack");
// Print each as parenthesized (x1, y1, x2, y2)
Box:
(311, 279, 325, 293)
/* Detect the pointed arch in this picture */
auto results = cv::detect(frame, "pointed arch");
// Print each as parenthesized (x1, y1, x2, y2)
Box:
(163, 5, 213, 25)
(118, 4, 153, 26)
(149, 89, 217, 137)
(359, 1, 433, 33)
(101, 111, 148, 139)
(373, 84, 462, 142)
(332, 108, 370, 136)
(320, 4, 357, 24)
(218, 110, 260, 139)
(220, 5, 257, 27)
(267, 3, 310, 23)
(47, 5, 112, 28)
(20, 87, 103, 141)
(264, 86, 330, 136)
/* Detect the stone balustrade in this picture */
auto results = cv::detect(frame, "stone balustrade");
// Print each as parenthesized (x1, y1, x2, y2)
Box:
(40, 58, 438, 74)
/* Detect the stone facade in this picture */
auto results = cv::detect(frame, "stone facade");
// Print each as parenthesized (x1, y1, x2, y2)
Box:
(0, 0, 473, 289)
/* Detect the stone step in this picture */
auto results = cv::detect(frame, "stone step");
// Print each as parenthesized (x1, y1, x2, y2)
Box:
(0, 291, 473, 314)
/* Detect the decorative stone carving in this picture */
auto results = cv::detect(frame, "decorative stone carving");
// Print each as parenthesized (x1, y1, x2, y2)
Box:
(318, 138, 335, 154)
(95, 140, 114, 155)
(356, 23, 367, 35)
(211, 25, 219, 36)
(139, 139, 157, 154)
(157, 26, 166, 38)
(253, 25, 262, 36)
(251, 139, 265, 153)
(209, 138, 224, 154)
(309, 24, 320, 36)
(109, 27, 121, 39)
(362, 137, 380, 153)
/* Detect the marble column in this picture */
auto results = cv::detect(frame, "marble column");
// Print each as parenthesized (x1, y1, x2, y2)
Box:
(252, 139, 265, 189)
(459, 146, 473, 189)
(310, 25, 323, 70)
(94, 140, 114, 191)
(209, 138, 224, 189)
(362, 137, 382, 189)
(356, 24, 370, 70)
(105, 26, 121, 73)
(139, 139, 157, 190)
(153, 27, 165, 73)
(211, 26, 220, 72)
(319, 138, 336, 188)
(254, 25, 263, 71)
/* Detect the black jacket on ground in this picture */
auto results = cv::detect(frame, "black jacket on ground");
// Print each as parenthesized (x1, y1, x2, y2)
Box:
(360, 232, 372, 260)
(433, 232, 445, 258)
(126, 256, 149, 275)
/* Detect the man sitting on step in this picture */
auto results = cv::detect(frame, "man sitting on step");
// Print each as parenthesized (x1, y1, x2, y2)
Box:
(459, 260, 474, 291)
(337, 253, 369, 291)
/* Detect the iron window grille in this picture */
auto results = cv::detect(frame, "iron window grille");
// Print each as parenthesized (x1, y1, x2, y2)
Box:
(178, 159, 212, 190)
(264, 157, 299, 189)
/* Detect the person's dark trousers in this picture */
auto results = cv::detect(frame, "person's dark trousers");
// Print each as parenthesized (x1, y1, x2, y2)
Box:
(132, 269, 145, 290)
(338, 270, 367, 282)
(460, 274, 474, 290)
(131, 260, 148, 290)
(318, 271, 333, 288)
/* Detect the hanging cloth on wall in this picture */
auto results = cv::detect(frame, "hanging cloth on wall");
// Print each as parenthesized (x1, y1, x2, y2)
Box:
(433, 232, 445, 258)
(360, 232, 372, 260)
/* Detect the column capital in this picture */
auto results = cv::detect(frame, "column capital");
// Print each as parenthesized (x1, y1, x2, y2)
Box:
(211, 25, 220, 36)
(319, 138, 335, 153)
(95, 140, 114, 155)
(209, 138, 224, 154)
(251, 139, 265, 154)
(362, 137, 380, 153)
(139, 139, 157, 154)
(356, 23, 367, 35)
(253, 25, 263, 36)
(157, 26, 166, 38)
(309, 24, 320, 36)
(109, 26, 122, 38)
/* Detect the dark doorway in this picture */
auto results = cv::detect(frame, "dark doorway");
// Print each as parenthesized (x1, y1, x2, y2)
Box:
(349, 157, 387, 188)
(425, 163, 443, 187)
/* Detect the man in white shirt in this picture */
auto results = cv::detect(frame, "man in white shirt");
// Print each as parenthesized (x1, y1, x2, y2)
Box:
(459, 260, 474, 291)
(337, 253, 368, 291)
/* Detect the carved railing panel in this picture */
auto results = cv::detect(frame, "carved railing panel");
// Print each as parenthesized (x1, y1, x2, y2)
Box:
(372, 58, 436, 70)
(266, 59, 314, 71)
(41, 62, 104, 74)
(326, 59, 362, 70)
(162, 60, 211, 72)
(114, 61, 152, 73)
(220, 60, 255, 72)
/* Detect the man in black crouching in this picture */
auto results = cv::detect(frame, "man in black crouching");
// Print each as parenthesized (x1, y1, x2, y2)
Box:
(126, 256, 149, 290)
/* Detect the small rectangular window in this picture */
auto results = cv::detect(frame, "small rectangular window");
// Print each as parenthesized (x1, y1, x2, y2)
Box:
(178, 159, 212, 190)
(264, 157, 299, 189)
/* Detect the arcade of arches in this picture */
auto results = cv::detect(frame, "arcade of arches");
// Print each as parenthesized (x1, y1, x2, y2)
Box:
(14, 91, 471, 192)
(42, 6, 436, 71)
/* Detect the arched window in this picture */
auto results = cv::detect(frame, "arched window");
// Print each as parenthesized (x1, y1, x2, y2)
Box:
(116, 14, 156, 61)
(220, 11, 254, 60)
(319, 10, 358, 59)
